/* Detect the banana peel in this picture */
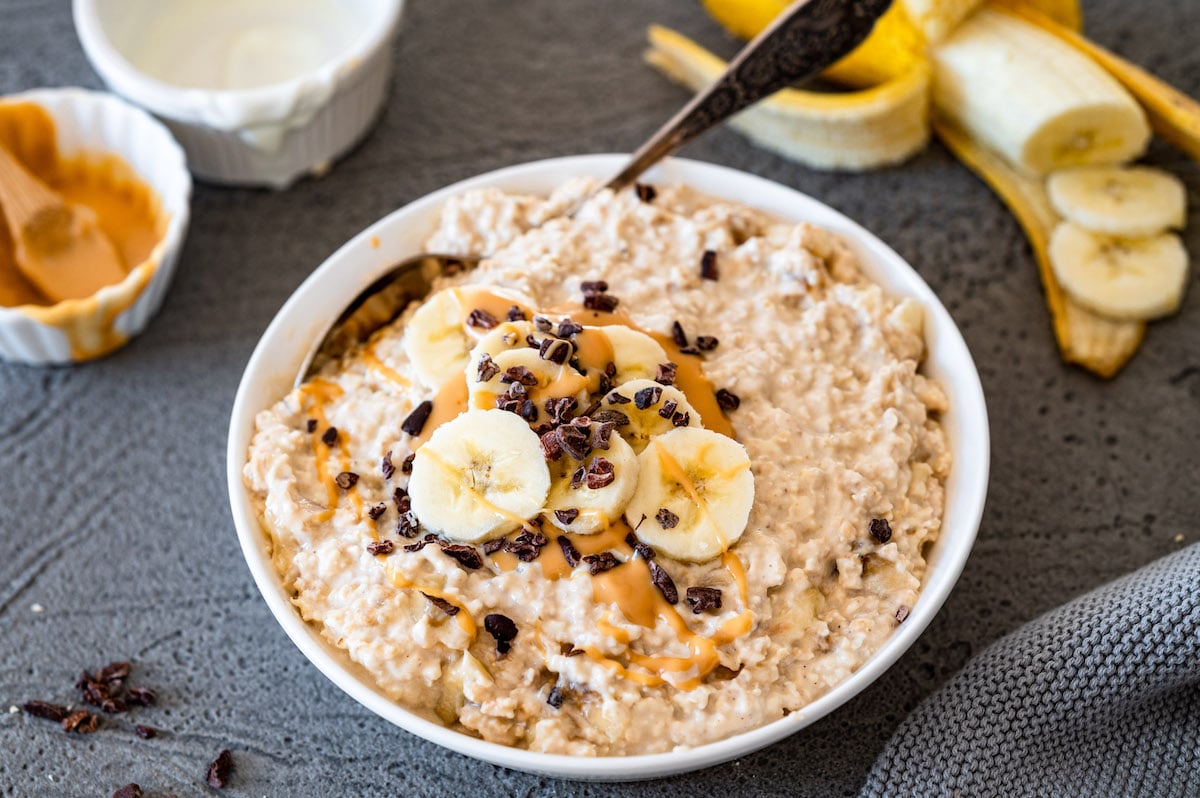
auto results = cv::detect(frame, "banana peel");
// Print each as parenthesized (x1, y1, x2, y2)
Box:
(934, 117, 1144, 377)
(645, 25, 931, 171)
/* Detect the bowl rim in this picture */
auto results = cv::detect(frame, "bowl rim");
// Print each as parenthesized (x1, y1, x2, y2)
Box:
(71, 0, 405, 126)
(226, 153, 990, 780)
(0, 87, 191, 326)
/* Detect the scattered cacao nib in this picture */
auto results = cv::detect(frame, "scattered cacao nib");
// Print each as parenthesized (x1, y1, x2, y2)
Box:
(634, 386, 662, 409)
(540, 429, 564, 461)
(583, 293, 619, 313)
(100, 697, 128, 714)
(401, 453, 415, 474)
(590, 410, 629, 429)
(597, 373, 613, 396)
(484, 613, 518, 655)
(563, 645, 585, 657)
(306, 419, 318, 433)
(508, 530, 549, 562)
(21, 700, 67, 722)
(397, 510, 421, 538)
(206, 749, 234, 789)
(554, 508, 579, 525)
(401, 401, 434, 436)
(505, 381, 528, 399)
(670, 320, 689, 348)
(546, 685, 565, 709)
(580, 280, 609, 295)
(483, 539, 507, 555)
(439, 543, 483, 570)
(519, 399, 539, 422)
(421, 593, 460, 616)
(672, 411, 690, 427)
(869, 518, 893, 544)
(679, 346, 701, 356)
(134, 724, 157, 739)
(403, 534, 438, 552)
(648, 560, 679, 604)
(655, 508, 680, 529)
(466, 308, 499, 330)
(113, 785, 143, 798)
(477, 352, 500, 383)
(569, 466, 586, 490)
(700, 249, 719, 281)
(635, 183, 657, 203)
(715, 388, 741, 411)
(394, 487, 411, 511)
(544, 396, 577, 425)
(607, 391, 630, 405)
(686, 587, 723, 614)
(507, 305, 527, 322)
(557, 536, 581, 568)
(125, 686, 156, 708)
(592, 422, 616, 450)
(624, 532, 656, 561)
(584, 457, 615, 489)
(533, 315, 553, 333)
(62, 709, 98, 733)
(368, 503, 387, 521)
(583, 552, 620, 575)
(580, 401, 602, 418)
(381, 450, 395, 480)
(334, 471, 359, 490)
(895, 605, 911, 623)
(321, 426, 339, 446)
(655, 362, 678, 386)
(538, 337, 572, 365)
(500, 365, 538, 387)
(366, 539, 395, 555)
(557, 424, 592, 461)
(696, 335, 719, 351)
(556, 319, 584, 338)
(658, 399, 678, 419)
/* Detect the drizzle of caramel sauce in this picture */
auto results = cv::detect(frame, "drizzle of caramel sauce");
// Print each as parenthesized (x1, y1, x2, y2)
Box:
(298, 379, 361, 523)
(416, 374, 468, 447)
(359, 347, 411, 388)
(385, 562, 478, 639)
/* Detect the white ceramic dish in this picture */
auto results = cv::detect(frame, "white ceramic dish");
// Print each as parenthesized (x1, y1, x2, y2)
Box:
(0, 87, 191, 365)
(73, 0, 404, 189)
(226, 154, 990, 780)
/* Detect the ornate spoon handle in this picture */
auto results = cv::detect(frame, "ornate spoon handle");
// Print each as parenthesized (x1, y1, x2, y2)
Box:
(606, 0, 894, 192)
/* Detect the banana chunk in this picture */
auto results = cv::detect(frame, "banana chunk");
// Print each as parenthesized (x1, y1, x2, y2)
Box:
(602, 378, 701, 453)
(1048, 222, 1189, 321)
(600, 325, 670, 385)
(545, 429, 640, 535)
(469, 347, 590, 414)
(408, 409, 551, 543)
(1047, 166, 1187, 238)
(403, 288, 533, 390)
(625, 427, 754, 563)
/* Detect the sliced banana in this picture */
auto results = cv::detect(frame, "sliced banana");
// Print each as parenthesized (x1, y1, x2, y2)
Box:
(408, 409, 551, 543)
(469, 348, 590, 414)
(601, 326, 670, 384)
(624, 427, 755, 563)
(545, 431, 639, 535)
(403, 288, 532, 390)
(601, 378, 701, 454)
(1048, 222, 1189, 321)
(1047, 166, 1187, 238)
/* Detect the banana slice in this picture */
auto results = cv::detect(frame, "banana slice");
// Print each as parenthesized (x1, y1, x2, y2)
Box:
(545, 429, 640, 535)
(408, 409, 551, 542)
(469, 348, 590, 415)
(1048, 222, 1189, 321)
(403, 288, 532, 390)
(624, 427, 755, 563)
(602, 378, 701, 454)
(601, 325, 670, 385)
(1047, 166, 1187, 238)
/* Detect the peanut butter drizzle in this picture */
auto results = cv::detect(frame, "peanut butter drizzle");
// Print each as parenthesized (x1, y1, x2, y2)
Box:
(359, 347, 411, 388)
(416, 374, 469, 447)
(299, 380, 361, 523)
(0, 101, 169, 360)
(451, 286, 530, 322)
(653, 439, 728, 551)
(384, 563, 478, 638)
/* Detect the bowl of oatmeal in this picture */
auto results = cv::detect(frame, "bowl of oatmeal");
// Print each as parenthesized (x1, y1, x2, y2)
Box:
(227, 154, 989, 779)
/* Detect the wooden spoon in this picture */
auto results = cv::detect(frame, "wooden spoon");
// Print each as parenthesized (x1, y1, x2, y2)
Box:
(0, 143, 126, 303)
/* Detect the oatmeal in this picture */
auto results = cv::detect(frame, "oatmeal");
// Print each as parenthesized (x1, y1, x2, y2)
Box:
(243, 181, 950, 755)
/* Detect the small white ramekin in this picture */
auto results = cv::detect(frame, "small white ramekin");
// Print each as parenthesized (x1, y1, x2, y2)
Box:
(72, 0, 404, 189)
(0, 88, 191, 365)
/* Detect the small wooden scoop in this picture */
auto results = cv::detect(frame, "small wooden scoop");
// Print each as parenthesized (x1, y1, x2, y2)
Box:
(0, 143, 126, 303)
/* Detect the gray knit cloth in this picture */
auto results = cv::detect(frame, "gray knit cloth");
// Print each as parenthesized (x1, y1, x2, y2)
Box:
(862, 544, 1200, 798)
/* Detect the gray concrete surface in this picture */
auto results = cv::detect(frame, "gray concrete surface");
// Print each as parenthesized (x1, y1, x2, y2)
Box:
(1, 1, 1197, 795)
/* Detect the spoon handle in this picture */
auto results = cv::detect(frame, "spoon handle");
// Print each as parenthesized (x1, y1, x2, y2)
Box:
(606, 0, 894, 192)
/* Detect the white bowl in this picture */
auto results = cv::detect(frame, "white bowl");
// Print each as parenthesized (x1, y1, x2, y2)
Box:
(0, 88, 191, 365)
(226, 154, 990, 780)
(73, 0, 404, 189)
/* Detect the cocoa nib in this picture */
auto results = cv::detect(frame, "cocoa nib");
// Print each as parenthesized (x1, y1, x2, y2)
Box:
(648, 560, 678, 604)
(580, 280, 609, 295)
(421, 593, 460, 616)
(895, 605, 911, 623)
(501, 365, 539, 387)
(96, 662, 131, 685)
(583, 552, 620, 575)
(635, 183, 657, 203)
(540, 429, 564, 461)
(869, 518, 893, 544)
(403, 533, 438, 552)
(655, 508, 679, 529)
(206, 749, 234, 789)
(401, 400, 434, 436)
(700, 249, 719, 281)
(125, 686, 156, 707)
(556, 318, 584, 338)
(533, 315, 553, 333)
(484, 613, 518, 655)
(657, 399, 678, 419)
(368, 503, 387, 521)
(686, 586, 722, 614)
(321, 426, 339, 446)
(554, 508, 579, 525)
(606, 391, 630, 405)
(306, 419, 318, 433)
(557, 536, 581, 568)
(466, 308, 499, 330)
(544, 396, 577, 425)
(401, 453, 415, 474)
(624, 532, 656, 561)
(134, 724, 158, 739)
(334, 471, 358, 490)
(590, 409, 629, 428)
(393, 487, 411, 512)
(634, 386, 662, 409)
(696, 335, 719, 351)
(583, 293, 619, 313)
(583, 457, 615, 490)
(507, 305, 527, 322)
(477, 352, 500, 382)
(21, 700, 68, 722)
(381, 450, 395, 480)
(113, 784, 143, 798)
(671, 320, 688, 348)
(366, 539, 395, 555)
(538, 337, 572, 365)
(715, 388, 741, 411)
(62, 709, 98, 733)
(556, 423, 592, 461)
(546, 685, 565, 709)
(439, 542, 483, 570)
(655, 362, 678, 386)
(672, 411, 691, 427)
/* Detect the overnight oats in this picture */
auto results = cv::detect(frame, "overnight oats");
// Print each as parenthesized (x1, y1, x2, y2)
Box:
(243, 181, 951, 755)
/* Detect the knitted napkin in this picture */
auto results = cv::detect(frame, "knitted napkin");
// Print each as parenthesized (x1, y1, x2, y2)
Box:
(861, 544, 1200, 798)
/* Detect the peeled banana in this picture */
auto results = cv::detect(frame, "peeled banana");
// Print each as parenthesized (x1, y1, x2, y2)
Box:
(603, 379, 702, 454)
(1047, 166, 1186, 238)
(545, 430, 640, 534)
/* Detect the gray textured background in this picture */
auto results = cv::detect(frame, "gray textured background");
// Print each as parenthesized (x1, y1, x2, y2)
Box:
(1, 1, 1197, 796)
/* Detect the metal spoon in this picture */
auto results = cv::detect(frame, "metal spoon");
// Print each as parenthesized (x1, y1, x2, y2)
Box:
(297, 0, 892, 385)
